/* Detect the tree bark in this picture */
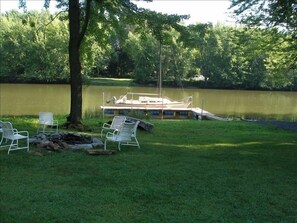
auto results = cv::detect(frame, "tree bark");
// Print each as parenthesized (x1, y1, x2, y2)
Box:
(68, 0, 83, 126)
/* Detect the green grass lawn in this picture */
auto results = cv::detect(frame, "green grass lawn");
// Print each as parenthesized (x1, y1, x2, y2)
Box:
(0, 117, 296, 222)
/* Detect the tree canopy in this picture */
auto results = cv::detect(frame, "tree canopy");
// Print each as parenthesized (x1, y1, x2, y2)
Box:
(230, 0, 297, 35)
(1, 7, 296, 90)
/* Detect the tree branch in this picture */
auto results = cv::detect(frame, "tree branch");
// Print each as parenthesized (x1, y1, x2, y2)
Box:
(35, 10, 66, 34)
(78, 0, 92, 47)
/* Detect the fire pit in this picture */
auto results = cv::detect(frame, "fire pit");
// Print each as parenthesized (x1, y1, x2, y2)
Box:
(30, 132, 103, 151)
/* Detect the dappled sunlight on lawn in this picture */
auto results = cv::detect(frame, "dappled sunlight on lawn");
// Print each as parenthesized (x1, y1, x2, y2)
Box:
(146, 139, 296, 151)
(200, 141, 264, 149)
(148, 141, 266, 150)
(150, 142, 264, 149)
(277, 142, 297, 146)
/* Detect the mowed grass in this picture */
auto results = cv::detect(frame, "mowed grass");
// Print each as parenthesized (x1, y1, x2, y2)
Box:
(0, 117, 296, 223)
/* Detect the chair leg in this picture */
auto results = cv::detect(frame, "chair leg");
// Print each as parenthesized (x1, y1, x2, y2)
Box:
(135, 138, 140, 149)
(104, 140, 107, 150)
(37, 124, 44, 133)
(118, 142, 121, 151)
(7, 137, 29, 154)
(132, 137, 140, 149)
(7, 139, 15, 155)
(26, 137, 29, 152)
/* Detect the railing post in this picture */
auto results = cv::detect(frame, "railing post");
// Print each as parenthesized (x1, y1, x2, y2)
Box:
(200, 99, 204, 121)
(102, 92, 105, 120)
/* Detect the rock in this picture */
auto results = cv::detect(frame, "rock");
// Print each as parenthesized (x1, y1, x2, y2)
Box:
(68, 144, 93, 150)
(38, 140, 51, 148)
(91, 138, 104, 148)
(92, 137, 102, 143)
(29, 132, 103, 152)
(49, 133, 62, 140)
(39, 134, 47, 140)
(68, 145, 78, 150)
(29, 137, 39, 144)
(86, 149, 115, 155)
(58, 141, 69, 149)
(46, 142, 60, 151)
(92, 143, 104, 148)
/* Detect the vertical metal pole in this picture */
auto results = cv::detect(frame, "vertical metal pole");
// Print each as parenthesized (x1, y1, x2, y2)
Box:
(102, 92, 105, 120)
(159, 42, 163, 119)
(159, 41, 162, 97)
(200, 99, 204, 121)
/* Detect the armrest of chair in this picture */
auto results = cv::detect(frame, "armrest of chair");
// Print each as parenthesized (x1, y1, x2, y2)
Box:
(17, 130, 29, 136)
(106, 129, 119, 137)
(53, 120, 59, 126)
(102, 123, 111, 128)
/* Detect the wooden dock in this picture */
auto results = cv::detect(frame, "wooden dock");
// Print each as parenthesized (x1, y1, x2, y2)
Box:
(100, 106, 227, 121)
(191, 108, 227, 121)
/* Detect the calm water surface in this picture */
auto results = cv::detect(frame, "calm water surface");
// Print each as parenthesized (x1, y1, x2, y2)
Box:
(0, 84, 296, 121)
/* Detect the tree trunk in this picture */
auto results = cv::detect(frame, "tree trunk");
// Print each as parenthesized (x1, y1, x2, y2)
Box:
(68, 0, 83, 126)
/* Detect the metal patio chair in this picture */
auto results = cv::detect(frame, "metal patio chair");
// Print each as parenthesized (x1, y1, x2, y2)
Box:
(104, 120, 140, 151)
(37, 112, 59, 133)
(1, 121, 29, 155)
(0, 121, 4, 146)
(101, 116, 126, 138)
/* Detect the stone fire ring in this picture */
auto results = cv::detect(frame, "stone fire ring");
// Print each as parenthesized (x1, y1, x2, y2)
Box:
(29, 132, 104, 151)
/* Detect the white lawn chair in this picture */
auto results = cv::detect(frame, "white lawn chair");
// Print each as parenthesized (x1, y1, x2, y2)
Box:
(37, 112, 59, 133)
(101, 116, 126, 138)
(104, 121, 140, 151)
(1, 121, 29, 155)
(0, 121, 4, 145)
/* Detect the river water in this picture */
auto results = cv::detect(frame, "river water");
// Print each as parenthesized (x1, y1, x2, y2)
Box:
(0, 84, 296, 121)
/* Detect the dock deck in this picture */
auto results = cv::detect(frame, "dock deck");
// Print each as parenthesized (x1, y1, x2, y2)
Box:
(100, 106, 227, 121)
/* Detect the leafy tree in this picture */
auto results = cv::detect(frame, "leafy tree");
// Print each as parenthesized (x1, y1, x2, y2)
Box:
(230, 0, 297, 90)
(0, 10, 68, 82)
(18, 0, 144, 128)
(182, 24, 234, 88)
(125, 32, 159, 84)
(134, 10, 188, 93)
(125, 15, 191, 87)
(163, 33, 193, 87)
(230, 0, 297, 35)
(229, 27, 268, 89)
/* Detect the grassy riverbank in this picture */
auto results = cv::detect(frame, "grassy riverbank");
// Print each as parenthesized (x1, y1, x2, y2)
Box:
(87, 77, 136, 86)
(0, 117, 296, 222)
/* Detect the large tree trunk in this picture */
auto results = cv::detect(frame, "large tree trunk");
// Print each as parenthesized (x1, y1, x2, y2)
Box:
(67, 0, 83, 127)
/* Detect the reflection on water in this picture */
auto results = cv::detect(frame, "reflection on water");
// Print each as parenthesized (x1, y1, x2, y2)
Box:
(0, 84, 296, 121)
